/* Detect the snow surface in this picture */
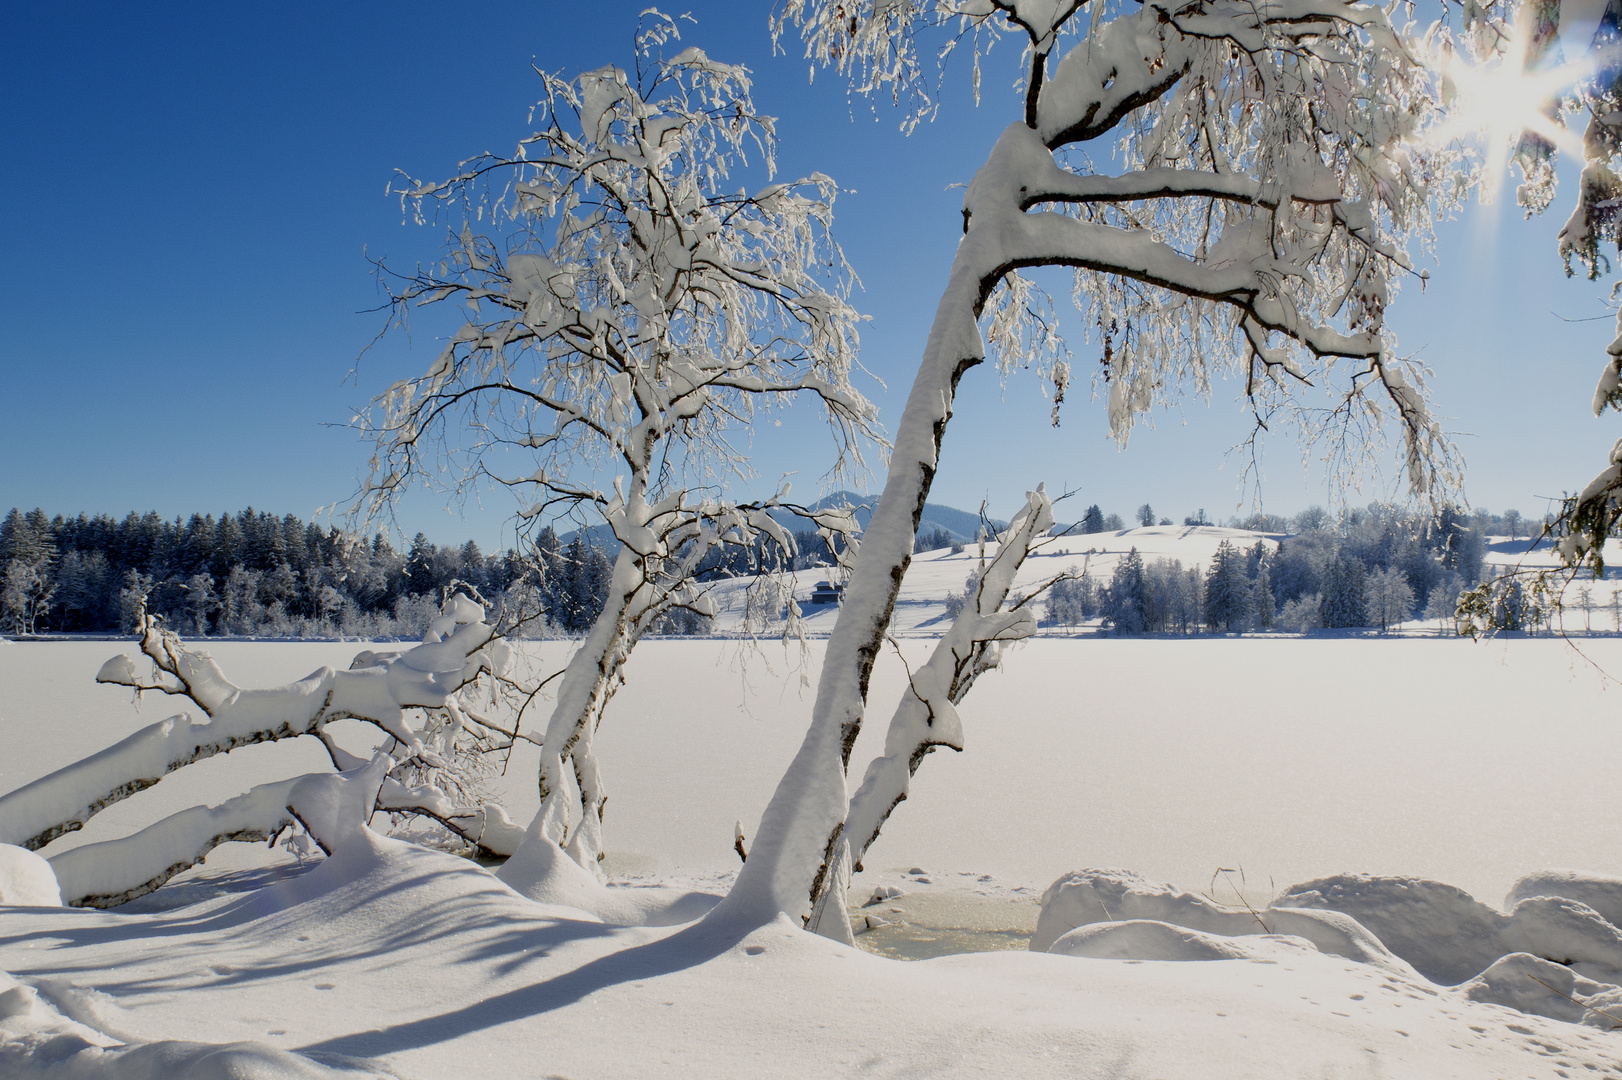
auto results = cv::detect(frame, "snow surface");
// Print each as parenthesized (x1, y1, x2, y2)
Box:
(6, 835, 1622, 1077)
(9, 633, 1622, 907)
(8, 619, 1622, 1075)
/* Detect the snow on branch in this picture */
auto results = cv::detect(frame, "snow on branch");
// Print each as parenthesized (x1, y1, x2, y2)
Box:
(49, 776, 303, 909)
(0, 593, 524, 884)
(815, 485, 1055, 931)
(51, 754, 403, 908)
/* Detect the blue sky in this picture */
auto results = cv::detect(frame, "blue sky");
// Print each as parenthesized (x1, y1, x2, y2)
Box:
(2, 1, 1617, 551)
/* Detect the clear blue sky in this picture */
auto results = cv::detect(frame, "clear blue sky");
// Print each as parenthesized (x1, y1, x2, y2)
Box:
(2, 1, 1616, 551)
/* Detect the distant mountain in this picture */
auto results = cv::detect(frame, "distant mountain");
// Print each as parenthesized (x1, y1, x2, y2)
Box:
(772, 491, 1008, 543)
(558, 492, 1006, 547)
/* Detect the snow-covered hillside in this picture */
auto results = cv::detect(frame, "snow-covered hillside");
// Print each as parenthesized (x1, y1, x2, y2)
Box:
(711, 524, 1278, 634)
(709, 523, 1622, 636)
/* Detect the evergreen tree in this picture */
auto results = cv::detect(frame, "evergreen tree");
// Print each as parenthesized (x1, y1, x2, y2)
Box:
(281, 514, 309, 572)
(405, 533, 437, 596)
(176, 513, 212, 575)
(1321, 552, 1368, 628)
(1105, 548, 1149, 634)
(212, 514, 241, 578)
(0, 508, 57, 568)
(558, 535, 590, 632)
(1251, 559, 1275, 630)
(460, 540, 486, 591)
(1081, 505, 1105, 534)
(1204, 540, 1252, 632)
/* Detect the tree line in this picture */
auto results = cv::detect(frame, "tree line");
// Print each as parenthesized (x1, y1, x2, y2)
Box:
(1042, 503, 1549, 635)
(0, 507, 643, 639)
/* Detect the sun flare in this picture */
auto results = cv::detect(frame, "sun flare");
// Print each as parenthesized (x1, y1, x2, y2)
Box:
(1431, 20, 1596, 203)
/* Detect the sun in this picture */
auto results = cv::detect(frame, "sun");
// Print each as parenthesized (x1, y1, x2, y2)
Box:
(1430, 17, 1597, 204)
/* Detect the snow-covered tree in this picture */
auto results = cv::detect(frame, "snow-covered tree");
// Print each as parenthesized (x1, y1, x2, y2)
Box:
(1045, 569, 1096, 626)
(713, 0, 1467, 929)
(1250, 543, 1276, 629)
(0, 592, 525, 906)
(1322, 552, 1369, 628)
(358, 16, 879, 877)
(1366, 564, 1415, 632)
(1204, 540, 1251, 632)
(1457, 2, 1622, 587)
(1105, 547, 1150, 633)
(806, 486, 1060, 940)
(1278, 591, 1323, 632)
(2, 560, 54, 635)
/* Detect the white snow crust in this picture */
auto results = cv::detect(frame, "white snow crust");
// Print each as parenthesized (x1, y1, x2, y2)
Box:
(0, 847, 60, 907)
(6, 835, 1622, 1078)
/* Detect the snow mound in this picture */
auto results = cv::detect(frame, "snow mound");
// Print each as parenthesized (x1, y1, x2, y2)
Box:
(1048, 919, 1319, 962)
(1457, 952, 1622, 1029)
(0, 970, 391, 1078)
(496, 833, 721, 926)
(1508, 869, 1622, 928)
(1036, 868, 1622, 1031)
(1275, 874, 1622, 984)
(1033, 868, 1416, 976)
(0, 846, 60, 907)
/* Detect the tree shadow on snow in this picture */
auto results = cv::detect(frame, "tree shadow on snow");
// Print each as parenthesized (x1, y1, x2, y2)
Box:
(294, 917, 753, 1059)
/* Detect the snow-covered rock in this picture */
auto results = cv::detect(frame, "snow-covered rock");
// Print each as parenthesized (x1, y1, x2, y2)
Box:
(1036, 867, 1622, 1033)
(1456, 952, 1622, 1028)
(1048, 919, 1320, 963)
(1275, 874, 1622, 985)
(1033, 869, 1416, 976)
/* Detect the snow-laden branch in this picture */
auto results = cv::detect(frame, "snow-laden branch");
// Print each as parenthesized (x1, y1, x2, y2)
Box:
(49, 777, 303, 908)
(0, 594, 518, 862)
(50, 754, 400, 909)
(840, 485, 1055, 875)
(803, 484, 1055, 941)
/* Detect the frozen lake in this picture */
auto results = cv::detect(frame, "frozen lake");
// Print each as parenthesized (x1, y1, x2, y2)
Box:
(5, 634, 1620, 909)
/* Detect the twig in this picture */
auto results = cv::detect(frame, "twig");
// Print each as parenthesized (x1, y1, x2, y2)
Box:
(1527, 974, 1622, 1030)
(1207, 866, 1271, 934)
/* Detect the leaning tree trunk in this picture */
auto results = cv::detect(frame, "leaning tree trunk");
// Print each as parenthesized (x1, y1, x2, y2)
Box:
(527, 545, 649, 877)
(709, 219, 1007, 928)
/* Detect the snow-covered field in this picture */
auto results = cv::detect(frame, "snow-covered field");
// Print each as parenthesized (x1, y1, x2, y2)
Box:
(7, 628, 1622, 1076)
(710, 524, 1622, 635)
